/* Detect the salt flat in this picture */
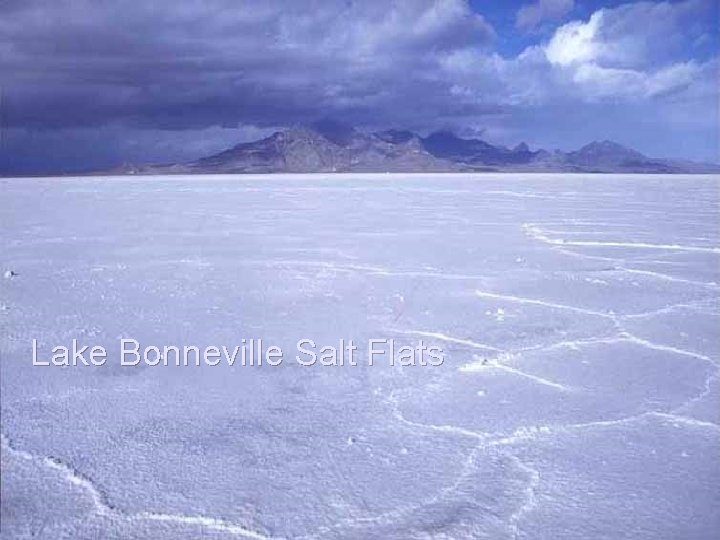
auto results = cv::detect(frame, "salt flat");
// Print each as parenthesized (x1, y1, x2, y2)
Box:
(1, 173, 719, 539)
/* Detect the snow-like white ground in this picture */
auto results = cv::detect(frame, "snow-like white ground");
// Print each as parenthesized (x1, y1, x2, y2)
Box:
(1, 173, 719, 539)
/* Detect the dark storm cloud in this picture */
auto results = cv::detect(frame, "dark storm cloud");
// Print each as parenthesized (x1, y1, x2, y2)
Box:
(1, 0, 495, 131)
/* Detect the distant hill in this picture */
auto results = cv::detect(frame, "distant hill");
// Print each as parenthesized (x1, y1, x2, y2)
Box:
(137, 124, 719, 175)
(181, 125, 449, 174)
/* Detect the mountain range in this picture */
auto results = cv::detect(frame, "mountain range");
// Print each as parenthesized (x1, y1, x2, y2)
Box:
(134, 121, 718, 175)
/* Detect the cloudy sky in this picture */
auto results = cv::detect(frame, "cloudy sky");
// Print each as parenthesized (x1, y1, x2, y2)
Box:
(0, 0, 717, 174)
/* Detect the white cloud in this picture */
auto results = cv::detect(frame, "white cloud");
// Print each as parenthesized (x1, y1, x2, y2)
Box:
(545, 0, 711, 69)
(544, 11, 602, 66)
(516, 0, 574, 32)
(568, 61, 700, 101)
(541, 0, 713, 101)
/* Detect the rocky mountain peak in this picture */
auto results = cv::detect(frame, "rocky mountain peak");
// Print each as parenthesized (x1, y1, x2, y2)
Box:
(138, 125, 718, 175)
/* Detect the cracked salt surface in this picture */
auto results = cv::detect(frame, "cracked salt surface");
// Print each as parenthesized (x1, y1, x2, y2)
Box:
(1, 173, 719, 539)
